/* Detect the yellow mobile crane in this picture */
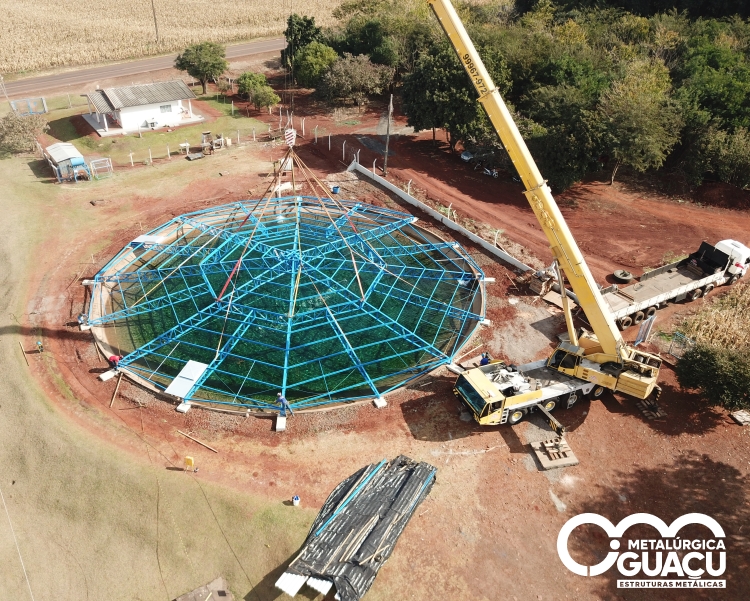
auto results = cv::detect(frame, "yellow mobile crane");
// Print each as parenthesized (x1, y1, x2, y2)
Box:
(427, 0, 663, 427)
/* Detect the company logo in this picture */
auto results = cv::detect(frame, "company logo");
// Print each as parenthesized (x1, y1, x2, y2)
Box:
(557, 513, 726, 589)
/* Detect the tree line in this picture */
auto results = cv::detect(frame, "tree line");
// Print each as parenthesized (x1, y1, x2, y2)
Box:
(285, 0, 750, 191)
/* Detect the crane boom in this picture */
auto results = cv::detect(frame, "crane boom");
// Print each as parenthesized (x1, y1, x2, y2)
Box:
(428, 0, 625, 358)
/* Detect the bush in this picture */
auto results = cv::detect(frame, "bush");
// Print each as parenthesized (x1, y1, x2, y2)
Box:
(320, 53, 393, 110)
(251, 86, 280, 111)
(294, 41, 338, 88)
(0, 113, 49, 155)
(676, 344, 750, 411)
(237, 72, 267, 98)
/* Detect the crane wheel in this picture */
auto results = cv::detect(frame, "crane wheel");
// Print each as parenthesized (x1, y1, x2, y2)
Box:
(645, 306, 657, 318)
(633, 311, 645, 324)
(688, 288, 703, 301)
(618, 316, 632, 329)
(507, 409, 525, 425)
(589, 385, 605, 399)
(703, 284, 715, 295)
(542, 399, 557, 412)
(728, 274, 739, 286)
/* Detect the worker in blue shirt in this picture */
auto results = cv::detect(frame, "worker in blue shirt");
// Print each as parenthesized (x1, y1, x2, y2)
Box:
(480, 352, 491, 366)
(277, 392, 294, 417)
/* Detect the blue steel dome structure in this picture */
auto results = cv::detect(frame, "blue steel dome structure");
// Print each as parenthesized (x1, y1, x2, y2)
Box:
(87, 196, 485, 411)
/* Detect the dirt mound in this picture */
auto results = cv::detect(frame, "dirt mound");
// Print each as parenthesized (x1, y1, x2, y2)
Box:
(694, 181, 750, 210)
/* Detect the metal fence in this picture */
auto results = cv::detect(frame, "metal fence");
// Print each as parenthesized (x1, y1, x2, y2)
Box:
(667, 332, 695, 360)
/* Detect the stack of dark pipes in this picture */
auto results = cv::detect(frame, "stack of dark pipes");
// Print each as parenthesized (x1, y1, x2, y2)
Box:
(285, 455, 437, 601)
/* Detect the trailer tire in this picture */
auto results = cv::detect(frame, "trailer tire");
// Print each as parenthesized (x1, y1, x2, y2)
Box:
(645, 306, 657, 318)
(728, 274, 739, 286)
(633, 311, 645, 324)
(507, 408, 525, 425)
(688, 288, 703, 301)
(618, 316, 632, 329)
(589, 385, 605, 399)
(703, 283, 715, 295)
(613, 269, 634, 283)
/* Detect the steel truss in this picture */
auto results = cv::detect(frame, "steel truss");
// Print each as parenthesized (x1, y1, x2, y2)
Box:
(88, 196, 485, 410)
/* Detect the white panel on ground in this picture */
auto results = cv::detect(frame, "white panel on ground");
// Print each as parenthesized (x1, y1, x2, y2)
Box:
(164, 360, 209, 398)
(306, 577, 333, 595)
(99, 370, 117, 382)
(275, 572, 307, 597)
(132, 235, 165, 245)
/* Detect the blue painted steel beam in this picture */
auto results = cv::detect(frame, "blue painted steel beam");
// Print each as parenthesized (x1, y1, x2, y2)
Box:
(304, 264, 446, 360)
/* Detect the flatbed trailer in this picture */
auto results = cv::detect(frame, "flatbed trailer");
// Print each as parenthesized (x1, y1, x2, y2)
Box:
(601, 240, 750, 330)
(453, 358, 599, 426)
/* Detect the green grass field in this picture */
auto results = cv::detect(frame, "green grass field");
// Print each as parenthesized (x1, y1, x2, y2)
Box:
(0, 153, 316, 600)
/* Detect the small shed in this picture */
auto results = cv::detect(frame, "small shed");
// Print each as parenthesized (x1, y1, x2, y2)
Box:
(44, 142, 91, 182)
(83, 81, 201, 135)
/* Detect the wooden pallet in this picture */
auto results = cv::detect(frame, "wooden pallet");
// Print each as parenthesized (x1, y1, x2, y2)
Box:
(636, 399, 667, 420)
(530, 437, 579, 470)
(730, 410, 750, 426)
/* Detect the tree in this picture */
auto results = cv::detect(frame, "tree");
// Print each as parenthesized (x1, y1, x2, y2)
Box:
(402, 42, 510, 151)
(677, 344, 750, 411)
(0, 113, 49, 155)
(335, 18, 400, 68)
(525, 85, 600, 190)
(676, 34, 750, 131)
(237, 72, 268, 98)
(595, 59, 682, 184)
(174, 42, 228, 95)
(235, 72, 279, 111)
(320, 54, 393, 110)
(294, 42, 338, 88)
(251, 86, 280, 111)
(281, 14, 322, 69)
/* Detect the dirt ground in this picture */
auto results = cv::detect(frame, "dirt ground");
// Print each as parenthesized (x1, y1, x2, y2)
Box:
(2, 67, 750, 600)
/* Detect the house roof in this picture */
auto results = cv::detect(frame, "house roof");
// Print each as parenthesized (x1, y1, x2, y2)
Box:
(84, 81, 196, 113)
(45, 142, 84, 164)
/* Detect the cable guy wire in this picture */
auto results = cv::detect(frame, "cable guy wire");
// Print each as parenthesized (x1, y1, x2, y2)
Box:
(0, 482, 36, 601)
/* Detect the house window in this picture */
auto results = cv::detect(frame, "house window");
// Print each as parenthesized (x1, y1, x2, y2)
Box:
(160, 104, 172, 113)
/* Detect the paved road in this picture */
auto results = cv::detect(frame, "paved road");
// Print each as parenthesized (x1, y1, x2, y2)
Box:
(4, 37, 285, 98)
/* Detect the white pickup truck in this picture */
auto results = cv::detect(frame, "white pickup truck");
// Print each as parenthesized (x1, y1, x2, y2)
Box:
(602, 239, 750, 330)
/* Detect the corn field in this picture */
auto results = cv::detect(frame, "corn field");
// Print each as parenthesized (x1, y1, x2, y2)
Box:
(679, 281, 750, 350)
(0, 0, 340, 73)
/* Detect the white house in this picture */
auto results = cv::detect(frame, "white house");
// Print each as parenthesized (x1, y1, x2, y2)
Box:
(83, 81, 202, 135)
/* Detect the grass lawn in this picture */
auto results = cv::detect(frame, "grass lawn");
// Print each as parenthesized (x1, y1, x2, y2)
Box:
(0, 153, 312, 600)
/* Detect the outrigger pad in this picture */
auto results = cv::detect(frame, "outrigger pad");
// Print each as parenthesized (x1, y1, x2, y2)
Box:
(530, 437, 579, 470)
(635, 398, 667, 420)
(275, 415, 287, 432)
(730, 410, 750, 426)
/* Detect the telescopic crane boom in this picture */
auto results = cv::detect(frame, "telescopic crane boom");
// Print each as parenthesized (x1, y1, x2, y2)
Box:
(429, 0, 662, 403)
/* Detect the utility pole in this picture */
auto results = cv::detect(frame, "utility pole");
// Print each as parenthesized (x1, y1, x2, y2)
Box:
(150, 0, 160, 43)
(0, 75, 9, 105)
(383, 94, 393, 175)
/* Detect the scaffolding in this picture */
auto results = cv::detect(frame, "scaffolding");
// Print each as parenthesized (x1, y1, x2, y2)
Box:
(87, 149, 486, 411)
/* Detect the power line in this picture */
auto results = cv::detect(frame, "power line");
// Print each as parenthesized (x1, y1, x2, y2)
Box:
(0, 482, 36, 601)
